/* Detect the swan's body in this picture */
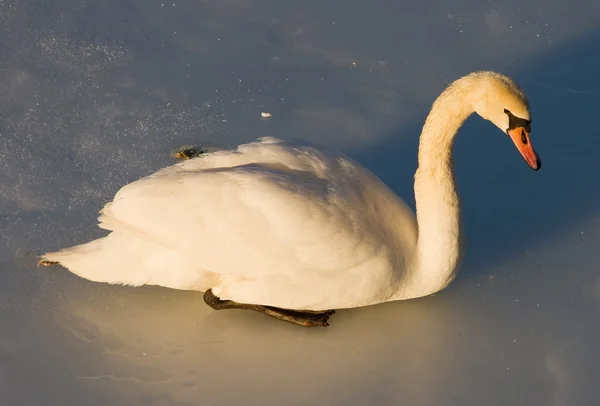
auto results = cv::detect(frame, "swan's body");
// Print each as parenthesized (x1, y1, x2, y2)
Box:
(40, 71, 540, 323)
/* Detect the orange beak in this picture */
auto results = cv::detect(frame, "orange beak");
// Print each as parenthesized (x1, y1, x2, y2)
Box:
(507, 127, 541, 171)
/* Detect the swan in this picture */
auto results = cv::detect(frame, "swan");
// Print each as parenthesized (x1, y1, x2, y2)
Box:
(39, 71, 541, 327)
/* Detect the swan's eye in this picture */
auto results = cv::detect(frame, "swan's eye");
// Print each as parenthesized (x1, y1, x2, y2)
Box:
(504, 108, 531, 133)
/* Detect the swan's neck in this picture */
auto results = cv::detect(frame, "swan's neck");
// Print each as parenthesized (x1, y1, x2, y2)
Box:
(410, 81, 475, 294)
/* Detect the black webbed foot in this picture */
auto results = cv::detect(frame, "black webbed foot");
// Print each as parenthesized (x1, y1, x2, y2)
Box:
(203, 289, 335, 327)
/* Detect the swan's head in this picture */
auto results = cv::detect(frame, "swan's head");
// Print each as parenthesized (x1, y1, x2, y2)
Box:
(471, 72, 541, 171)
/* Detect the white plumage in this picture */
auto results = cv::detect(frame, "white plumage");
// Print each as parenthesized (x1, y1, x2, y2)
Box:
(40, 71, 540, 315)
(43, 137, 418, 310)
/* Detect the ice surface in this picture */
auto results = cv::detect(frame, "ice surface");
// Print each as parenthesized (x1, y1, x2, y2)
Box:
(1, 0, 600, 405)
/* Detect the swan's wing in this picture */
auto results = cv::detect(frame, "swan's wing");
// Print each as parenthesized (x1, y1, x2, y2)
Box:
(97, 138, 386, 281)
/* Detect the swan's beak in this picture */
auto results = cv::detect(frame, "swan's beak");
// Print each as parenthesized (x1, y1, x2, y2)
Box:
(508, 127, 541, 171)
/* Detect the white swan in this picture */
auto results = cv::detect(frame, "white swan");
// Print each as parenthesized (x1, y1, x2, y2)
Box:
(40, 71, 540, 327)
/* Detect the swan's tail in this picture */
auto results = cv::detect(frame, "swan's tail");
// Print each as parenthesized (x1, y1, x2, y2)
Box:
(39, 232, 215, 290)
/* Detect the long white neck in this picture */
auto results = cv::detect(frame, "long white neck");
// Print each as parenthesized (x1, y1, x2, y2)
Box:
(409, 78, 476, 294)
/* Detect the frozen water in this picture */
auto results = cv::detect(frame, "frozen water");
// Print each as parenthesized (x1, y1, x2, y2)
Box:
(1, 0, 600, 405)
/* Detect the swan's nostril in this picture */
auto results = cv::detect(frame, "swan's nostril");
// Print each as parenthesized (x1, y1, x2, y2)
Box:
(521, 131, 528, 145)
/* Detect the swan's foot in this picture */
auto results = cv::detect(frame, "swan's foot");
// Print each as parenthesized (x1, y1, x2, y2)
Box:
(38, 259, 59, 267)
(172, 145, 219, 160)
(203, 289, 335, 327)
(172, 145, 201, 160)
